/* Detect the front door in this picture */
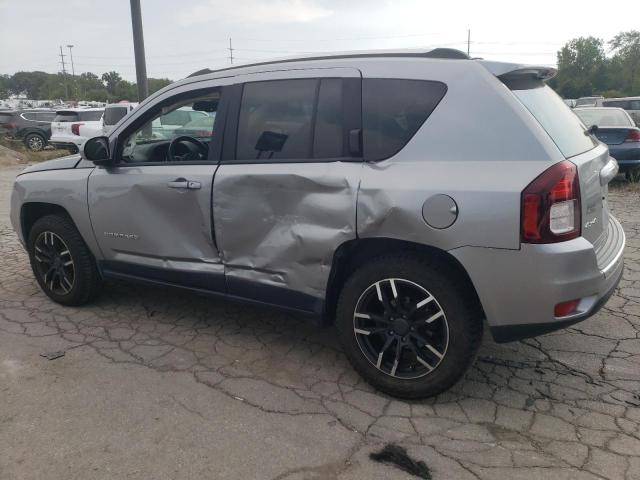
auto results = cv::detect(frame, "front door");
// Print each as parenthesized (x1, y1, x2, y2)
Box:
(88, 85, 226, 291)
(213, 68, 363, 313)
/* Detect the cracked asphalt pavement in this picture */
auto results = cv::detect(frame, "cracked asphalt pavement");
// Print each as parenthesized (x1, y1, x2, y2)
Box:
(1, 165, 639, 480)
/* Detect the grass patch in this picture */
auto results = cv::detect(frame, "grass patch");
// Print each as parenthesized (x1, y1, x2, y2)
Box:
(0, 137, 70, 166)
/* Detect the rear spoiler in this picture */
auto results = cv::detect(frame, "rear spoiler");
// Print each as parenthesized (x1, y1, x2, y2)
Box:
(479, 61, 557, 81)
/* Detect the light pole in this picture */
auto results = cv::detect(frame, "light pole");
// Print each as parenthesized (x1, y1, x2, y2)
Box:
(129, 0, 149, 101)
(66, 45, 75, 76)
(66, 44, 76, 99)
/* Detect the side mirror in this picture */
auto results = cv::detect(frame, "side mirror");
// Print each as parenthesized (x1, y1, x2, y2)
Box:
(83, 136, 111, 165)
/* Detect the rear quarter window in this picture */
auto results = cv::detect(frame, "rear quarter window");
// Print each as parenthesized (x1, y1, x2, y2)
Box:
(79, 111, 104, 121)
(103, 107, 128, 125)
(508, 82, 598, 158)
(362, 79, 447, 161)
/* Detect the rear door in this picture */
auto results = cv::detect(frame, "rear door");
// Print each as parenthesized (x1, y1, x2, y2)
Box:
(213, 68, 363, 312)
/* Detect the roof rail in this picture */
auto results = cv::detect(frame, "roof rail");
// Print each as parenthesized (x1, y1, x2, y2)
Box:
(187, 48, 469, 78)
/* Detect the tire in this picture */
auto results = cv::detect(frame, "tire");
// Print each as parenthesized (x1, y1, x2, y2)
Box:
(336, 255, 482, 399)
(27, 214, 101, 306)
(24, 133, 45, 152)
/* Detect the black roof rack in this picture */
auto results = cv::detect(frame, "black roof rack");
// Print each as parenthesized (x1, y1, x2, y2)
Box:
(187, 48, 469, 78)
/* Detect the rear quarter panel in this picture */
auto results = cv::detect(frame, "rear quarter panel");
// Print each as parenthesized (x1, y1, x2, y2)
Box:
(355, 59, 564, 250)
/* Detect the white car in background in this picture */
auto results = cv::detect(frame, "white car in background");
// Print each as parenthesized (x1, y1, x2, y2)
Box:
(49, 108, 104, 152)
(103, 102, 138, 135)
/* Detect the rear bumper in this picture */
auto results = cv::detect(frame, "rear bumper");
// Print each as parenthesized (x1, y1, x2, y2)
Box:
(615, 159, 640, 172)
(451, 215, 625, 343)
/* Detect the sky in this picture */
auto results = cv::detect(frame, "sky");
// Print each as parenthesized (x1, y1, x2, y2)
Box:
(1, 0, 638, 82)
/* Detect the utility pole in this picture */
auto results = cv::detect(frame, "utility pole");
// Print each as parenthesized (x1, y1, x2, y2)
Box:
(66, 45, 75, 100)
(129, 0, 149, 101)
(467, 29, 471, 57)
(59, 46, 69, 100)
(228, 38, 234, 64)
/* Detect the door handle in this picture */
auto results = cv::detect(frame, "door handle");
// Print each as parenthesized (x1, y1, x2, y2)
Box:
(167, 178, 201, 190)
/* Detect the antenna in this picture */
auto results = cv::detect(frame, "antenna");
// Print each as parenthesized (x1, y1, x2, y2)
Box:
(467, 29, 471, 57)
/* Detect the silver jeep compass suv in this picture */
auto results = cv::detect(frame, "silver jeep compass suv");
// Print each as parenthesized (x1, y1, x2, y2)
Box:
(10, 49, 625, 399)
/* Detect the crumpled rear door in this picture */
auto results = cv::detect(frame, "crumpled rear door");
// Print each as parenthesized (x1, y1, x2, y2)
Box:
(213, 67, 362, 313)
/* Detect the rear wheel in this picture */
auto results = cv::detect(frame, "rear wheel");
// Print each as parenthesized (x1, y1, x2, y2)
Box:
(27, 214, 101, 306)
(336, 255, 482, 399)
(24, 133, 45, 152)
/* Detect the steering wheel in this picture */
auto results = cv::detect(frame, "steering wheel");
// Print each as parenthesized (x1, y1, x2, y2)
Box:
(167, 135, 208, 162)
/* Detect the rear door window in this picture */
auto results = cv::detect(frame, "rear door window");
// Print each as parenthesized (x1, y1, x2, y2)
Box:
(236, 79, 316, 160)
(509, 83, 597, 158)
(362, 79, 447, 161)
(36, 112, 55, 122)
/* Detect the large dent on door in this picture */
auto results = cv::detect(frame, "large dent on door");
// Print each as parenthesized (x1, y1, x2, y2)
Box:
(214, 163, 361, 299)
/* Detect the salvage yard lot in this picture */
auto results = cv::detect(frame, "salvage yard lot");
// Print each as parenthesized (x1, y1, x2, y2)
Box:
(0, 164, 639, 480)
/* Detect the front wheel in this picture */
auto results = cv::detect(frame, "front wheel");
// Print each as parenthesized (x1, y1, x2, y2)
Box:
(27, 214, 101, 306)
(336, 255, 482, 399)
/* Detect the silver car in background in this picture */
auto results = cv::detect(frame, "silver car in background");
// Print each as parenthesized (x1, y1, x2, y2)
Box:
(9, 49, 625, 398)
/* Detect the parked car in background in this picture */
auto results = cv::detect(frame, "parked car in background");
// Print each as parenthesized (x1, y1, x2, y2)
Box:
(563, 98, 577, 108)
(10, 49, 625, 398)
(151, 107, 209, 139)
(574, 107, 640, 180)
(576, 96, 604, 107)
(601, 97, 640, 126)
(49, 108, 104, 152)
(103, 102, 138, 135)
(0, 109, 56, 151)
(173, 113, 216, 138)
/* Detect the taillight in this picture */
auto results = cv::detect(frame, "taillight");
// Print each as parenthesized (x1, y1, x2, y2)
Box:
(521, 160, 581, 243)
(71, 123, 84, 135)
(1, 122, 16, 129)
(624, 129, 640, 142)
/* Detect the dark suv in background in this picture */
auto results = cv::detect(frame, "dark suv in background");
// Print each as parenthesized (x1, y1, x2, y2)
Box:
(0, 110, 56, 151)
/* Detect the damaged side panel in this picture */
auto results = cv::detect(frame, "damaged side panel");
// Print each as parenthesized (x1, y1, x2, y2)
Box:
(213, 162, 362, 311)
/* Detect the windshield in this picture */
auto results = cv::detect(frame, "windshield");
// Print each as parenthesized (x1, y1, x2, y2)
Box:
(574, 108, 633, 127)
(510, 83, 598, 158)
(104, 106, 128, 126)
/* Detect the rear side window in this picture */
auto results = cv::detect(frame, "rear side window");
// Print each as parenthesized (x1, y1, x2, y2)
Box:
(603, 100, 630, 109)
(79, 111, 104, 121)
(36, 112, 55, 121)
(510, 83, 597, 158)
(313, 79, 344, 158)
(236, 79, 316, 160)
(54, 112, 79, 123)
(21, 112, 39, 121)
(104, 106, 128, 126)
(362, 79, 447, 161)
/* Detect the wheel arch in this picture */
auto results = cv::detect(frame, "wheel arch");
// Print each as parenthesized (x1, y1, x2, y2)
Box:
(323, 237, 485, 324)
(21, 202, 73, 243)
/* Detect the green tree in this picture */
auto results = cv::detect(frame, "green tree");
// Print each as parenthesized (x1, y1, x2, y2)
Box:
(0, 74, 9, 98)
(609, 30, 640, 95)
(554, 37, 606, 98)
(148, 78, 172, 95)
(101, 71, 123, 95)
(8, 71, 50, 98)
